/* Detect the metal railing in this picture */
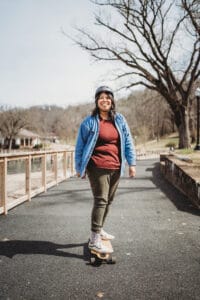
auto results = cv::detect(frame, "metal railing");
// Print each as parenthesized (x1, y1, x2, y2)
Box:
(0, 150, 75, 215)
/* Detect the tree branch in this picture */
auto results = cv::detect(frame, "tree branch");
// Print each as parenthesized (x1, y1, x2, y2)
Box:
(182, 0, 200, 35)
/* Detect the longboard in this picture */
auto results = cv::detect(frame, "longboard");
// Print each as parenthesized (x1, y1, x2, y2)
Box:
(89, 239, 116, 265)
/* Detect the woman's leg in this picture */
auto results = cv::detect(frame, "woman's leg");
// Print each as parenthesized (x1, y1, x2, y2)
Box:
(87, 166, 110, 233)
(102, 169, 120, 226)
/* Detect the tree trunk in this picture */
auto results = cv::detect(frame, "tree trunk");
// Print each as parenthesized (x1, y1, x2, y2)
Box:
(9, 137, 12, 152)
(189, 117, 196, 144)
(176, 107, 191, 149)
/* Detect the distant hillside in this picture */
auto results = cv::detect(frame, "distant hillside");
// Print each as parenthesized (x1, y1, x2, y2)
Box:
(2, 87, 196, 146)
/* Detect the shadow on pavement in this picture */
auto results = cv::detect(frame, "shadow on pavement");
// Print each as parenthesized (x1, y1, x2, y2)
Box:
(151, 162, 200, 216)
(0, 240, 88, 259)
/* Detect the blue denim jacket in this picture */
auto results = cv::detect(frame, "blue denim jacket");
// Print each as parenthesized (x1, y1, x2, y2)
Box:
(75, 113, 136, 177)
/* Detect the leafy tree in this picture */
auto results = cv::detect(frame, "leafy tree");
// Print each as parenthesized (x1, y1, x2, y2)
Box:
(72, 0, 200, 148)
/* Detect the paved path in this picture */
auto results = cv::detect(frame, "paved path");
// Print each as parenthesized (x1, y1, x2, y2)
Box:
(0, 159, 200, 300)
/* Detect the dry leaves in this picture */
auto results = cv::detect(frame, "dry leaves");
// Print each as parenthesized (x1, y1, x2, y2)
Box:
(96, 291, 104, 298)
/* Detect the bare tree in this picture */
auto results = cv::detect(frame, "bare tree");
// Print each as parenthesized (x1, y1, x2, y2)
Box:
(71, 0, 200, 148)
(182, 0, 200, 35)
(0, 108, 27, 151)
(118, 89, 175, 143)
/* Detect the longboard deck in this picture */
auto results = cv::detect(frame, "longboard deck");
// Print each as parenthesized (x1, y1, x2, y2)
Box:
(89, 239, 116, 264)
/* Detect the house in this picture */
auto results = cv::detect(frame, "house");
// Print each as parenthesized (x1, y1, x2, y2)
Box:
(0, 129, 41, 149)
(15, 129, 41, 148)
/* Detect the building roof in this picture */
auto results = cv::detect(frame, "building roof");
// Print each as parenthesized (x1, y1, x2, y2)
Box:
(17, 129, 40, 138)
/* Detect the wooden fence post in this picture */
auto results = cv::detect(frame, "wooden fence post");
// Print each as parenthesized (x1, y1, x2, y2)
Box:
(2, 158, 8, 215)
(70, 151, 74, 175)
(42, 154, 47, 192)
(25, 155, 31, 202)
(63, 151, 67, 179)
(0, 161, 3, 212)
(54, 153, 58, 184)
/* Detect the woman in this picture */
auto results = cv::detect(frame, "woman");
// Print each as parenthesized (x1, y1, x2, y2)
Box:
(75, 86, 136, 253)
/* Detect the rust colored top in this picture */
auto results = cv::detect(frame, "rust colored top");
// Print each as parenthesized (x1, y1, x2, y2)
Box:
(88, 118, 121, 169)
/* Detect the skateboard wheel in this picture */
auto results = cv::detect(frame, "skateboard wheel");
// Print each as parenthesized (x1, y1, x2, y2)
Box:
(90, 257, 96, 264)
(108, 256, 116, 264)
(111, 256, 116, 264)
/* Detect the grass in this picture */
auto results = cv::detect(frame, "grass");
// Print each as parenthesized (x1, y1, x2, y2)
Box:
(137, 133, 179, 150)
(137, 133, 200, 165)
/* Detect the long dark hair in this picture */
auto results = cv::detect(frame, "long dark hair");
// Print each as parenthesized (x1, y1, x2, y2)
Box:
(91, 92, 116, 121)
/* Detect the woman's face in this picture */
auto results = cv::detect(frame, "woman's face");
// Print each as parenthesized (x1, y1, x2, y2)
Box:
(97, 92, 112, 112)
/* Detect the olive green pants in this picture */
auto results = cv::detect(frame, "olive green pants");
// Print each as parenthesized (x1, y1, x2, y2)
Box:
(87, 166, 120, 233)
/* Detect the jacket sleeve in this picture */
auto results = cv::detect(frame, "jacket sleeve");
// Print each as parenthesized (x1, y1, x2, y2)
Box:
(123, 117, 136, 166)
(75, 120, 90, 173)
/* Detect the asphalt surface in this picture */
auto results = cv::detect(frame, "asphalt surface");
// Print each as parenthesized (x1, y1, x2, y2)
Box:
(0, 159, 200, 300)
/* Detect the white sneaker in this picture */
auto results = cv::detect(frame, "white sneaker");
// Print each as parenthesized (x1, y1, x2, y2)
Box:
(100, 229, 115, 240)
(89, 232, 113, 253)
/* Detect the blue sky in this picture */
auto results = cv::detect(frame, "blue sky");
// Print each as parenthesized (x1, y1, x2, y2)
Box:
(0, 0, 116, 108)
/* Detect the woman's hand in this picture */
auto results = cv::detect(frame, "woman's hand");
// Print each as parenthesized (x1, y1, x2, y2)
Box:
(129, 166, 136, 178)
